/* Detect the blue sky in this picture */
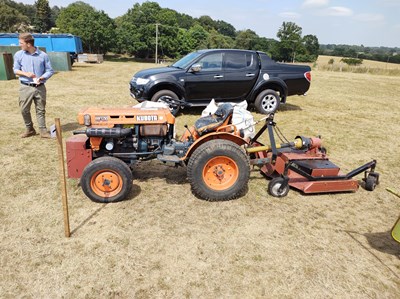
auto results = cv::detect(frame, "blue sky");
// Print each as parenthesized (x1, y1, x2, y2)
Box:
(17, 0, 400, 47)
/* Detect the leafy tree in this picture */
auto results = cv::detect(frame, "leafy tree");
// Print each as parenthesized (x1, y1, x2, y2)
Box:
(49, 5, 60, 28)
(33, 0, 51, 33)
(303, 34, 319, 57)
(207, 29, 234, 49)
(0, 2, 29, 31)
(341, 57, 363, 66)
(197, 15, 217, 31)
(234, 29, 259, 50)
(56, 1, 115, 53)
(216, 20, 236, 38)
(176, 12, 195, 29)
(187, 24, 209, 50)
(276, 21, 303, 62)
(115, 2, 162, 58)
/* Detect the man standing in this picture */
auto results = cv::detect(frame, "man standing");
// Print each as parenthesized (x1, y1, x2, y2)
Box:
(13, 33, 54, 138)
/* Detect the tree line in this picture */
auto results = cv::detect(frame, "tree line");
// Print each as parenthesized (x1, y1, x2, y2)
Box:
(1, 0, 320, 62)
(2, 0, 397, 64)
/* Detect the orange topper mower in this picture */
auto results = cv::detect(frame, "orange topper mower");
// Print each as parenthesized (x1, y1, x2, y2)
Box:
(245, 113, 379, 197)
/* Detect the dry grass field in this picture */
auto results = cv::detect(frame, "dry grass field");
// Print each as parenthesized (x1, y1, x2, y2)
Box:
(1, 58, 399, 298)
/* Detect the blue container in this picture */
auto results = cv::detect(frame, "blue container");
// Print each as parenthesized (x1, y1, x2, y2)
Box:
(0, 33, 83, 57)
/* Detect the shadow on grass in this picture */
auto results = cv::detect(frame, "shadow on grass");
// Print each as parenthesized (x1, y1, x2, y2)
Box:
(132, 162, 188, 185)
(279, 103, 302, 112)
(61, 122, 83, 133)
(345, 230, 399, 279)
(364, 230, 400, 258)
(71, 203, 108, 235)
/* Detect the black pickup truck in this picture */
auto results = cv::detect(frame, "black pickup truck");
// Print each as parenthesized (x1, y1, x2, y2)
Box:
(130, 49, 311, 115)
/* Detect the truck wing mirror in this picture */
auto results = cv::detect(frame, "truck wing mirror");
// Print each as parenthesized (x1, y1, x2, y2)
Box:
(190, 64, 202, 73)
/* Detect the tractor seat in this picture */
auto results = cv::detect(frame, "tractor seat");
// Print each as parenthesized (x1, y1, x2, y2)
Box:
(194, 103, 234, 135)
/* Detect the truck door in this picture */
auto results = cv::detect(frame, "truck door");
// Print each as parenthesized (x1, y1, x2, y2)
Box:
(184, 52, 224, 101)
(222, 51, 259, 100)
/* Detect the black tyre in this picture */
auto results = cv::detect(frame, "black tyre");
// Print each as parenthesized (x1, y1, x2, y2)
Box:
(364, 173, 379, 191)
(254, 89, 280, 114)
(187, 140, 250, 201)
(151, 90, 180, 116)
(81, 157, 133, 203)
(268, 177, 290, 197)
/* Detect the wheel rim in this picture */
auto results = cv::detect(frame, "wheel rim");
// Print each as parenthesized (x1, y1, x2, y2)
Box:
(202, 156, 239, 191)
(90, 169, 123, 198)
(261, 95, 278, 113)
(271, 181, 287, 196)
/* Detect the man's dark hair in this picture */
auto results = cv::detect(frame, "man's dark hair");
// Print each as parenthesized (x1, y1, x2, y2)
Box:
(19, 33, 35, 46)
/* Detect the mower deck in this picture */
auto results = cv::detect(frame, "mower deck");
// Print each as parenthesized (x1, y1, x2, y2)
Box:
(260, 151, 359, 194)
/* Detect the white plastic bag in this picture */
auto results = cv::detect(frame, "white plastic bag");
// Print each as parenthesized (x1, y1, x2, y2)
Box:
(201, 99, 219, 117)
(200, 100, 255, 139)
(133, 100, 169, 109)
(232, 103, 255, 139)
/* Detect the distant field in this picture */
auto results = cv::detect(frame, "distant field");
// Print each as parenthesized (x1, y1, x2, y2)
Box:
(1, 60, 399, 298)
(313, 55, 400, 76)
(317, 55, 400, 69)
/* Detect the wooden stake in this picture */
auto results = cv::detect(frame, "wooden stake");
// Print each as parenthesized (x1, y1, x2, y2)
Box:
(55, 118, 71, 237)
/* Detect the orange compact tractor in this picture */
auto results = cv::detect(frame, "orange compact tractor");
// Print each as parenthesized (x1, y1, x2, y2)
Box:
(66, 104, 250, 203)
(67, 104, 379, 203)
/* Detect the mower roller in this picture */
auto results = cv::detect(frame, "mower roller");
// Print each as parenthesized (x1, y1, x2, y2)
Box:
(246, 113, 379, 197)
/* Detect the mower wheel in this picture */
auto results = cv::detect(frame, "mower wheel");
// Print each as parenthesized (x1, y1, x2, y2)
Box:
(151, 90, 180, 116)
(187, 140, 250, 201)
(268, 177, 290, 197)
(365, 173, 379, 191)
(254, 89, 280, 114)
(81, 157, 133, 203)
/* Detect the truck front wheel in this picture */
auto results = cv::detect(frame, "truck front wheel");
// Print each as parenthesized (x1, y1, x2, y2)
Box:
(187, 140, 250, 201)
(151, 90, 180, 116)
(254, 89, 280, 114)
(81, 157, 133, 203)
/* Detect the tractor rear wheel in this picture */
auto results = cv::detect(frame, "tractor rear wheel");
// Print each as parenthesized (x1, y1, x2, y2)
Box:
(81, 157, 133, 203)
(187, 140, 250, 201)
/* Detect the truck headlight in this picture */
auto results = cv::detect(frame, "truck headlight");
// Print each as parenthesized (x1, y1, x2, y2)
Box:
(136, 78, 150, 85)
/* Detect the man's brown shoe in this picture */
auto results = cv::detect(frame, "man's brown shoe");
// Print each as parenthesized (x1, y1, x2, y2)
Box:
(21, 128, 36, 138)
(40, 129, 51, 138)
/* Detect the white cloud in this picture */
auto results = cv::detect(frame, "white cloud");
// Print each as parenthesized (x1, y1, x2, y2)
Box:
(302, 0, 329, 8)
(323, 6, 353, 17)
(279, 12, 301, 19)
(354, 13, 385, 22)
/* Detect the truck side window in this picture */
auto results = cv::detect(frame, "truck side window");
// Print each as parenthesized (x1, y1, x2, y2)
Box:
(197, 53, 222, 71)
(225, 52, 257, 70)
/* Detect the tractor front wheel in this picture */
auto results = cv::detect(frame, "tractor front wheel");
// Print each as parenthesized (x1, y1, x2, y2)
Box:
(187, 140, 250, 201)
(81, 157, 133, 203)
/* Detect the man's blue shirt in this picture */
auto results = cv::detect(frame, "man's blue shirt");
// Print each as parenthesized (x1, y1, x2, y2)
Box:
(13, 48, 54, 84)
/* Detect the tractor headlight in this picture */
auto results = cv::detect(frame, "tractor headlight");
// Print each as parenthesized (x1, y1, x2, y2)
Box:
(84, 114, 91, 126)
(136, 78, 150, 85)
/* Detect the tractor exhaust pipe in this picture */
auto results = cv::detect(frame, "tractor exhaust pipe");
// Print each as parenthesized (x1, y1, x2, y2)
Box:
(73, 128, 132, 138)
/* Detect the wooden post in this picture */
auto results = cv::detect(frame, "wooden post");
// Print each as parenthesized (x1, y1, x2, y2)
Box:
(55, 118, 71, 237)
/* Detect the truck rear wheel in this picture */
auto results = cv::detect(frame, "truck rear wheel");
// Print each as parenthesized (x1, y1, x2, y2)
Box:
(151, 90, 180, 116)
(187, 140, 250, 201)
(254, 89, 280, 114)
(81, 157, 133, 203)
